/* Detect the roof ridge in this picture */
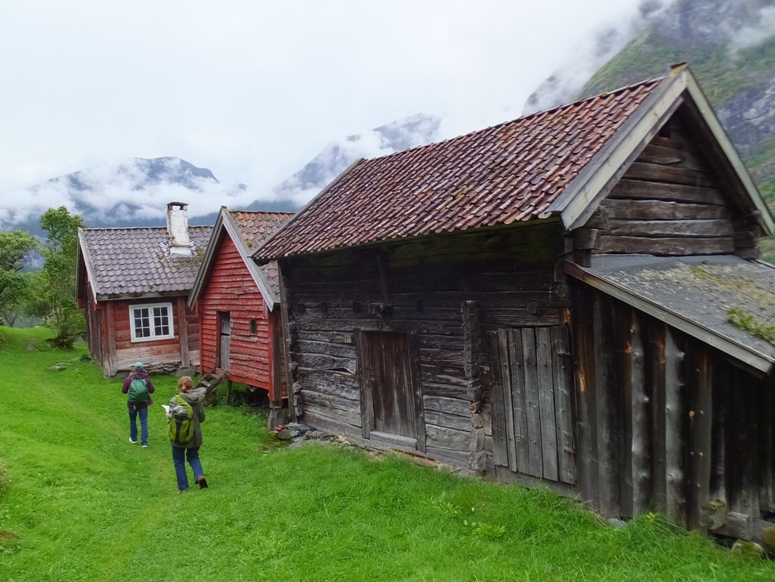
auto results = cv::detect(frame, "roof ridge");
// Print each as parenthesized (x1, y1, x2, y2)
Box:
(81, 225, 213, 232)
(231, 210, 295, 216)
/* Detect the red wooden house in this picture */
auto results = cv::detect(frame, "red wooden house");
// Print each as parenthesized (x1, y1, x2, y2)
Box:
(188, 208, 292, 424)
(76, 202, 212, 376)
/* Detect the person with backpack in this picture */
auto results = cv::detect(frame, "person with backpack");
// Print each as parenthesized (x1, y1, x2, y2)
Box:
(167, 375, 208, 494)
(121, 362, 155, 447)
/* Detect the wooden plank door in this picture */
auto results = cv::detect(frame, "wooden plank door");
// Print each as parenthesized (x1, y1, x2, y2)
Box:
(360, 331, 417, 440)
(218, 312, 231, 369)
(490, 325, 575, 484)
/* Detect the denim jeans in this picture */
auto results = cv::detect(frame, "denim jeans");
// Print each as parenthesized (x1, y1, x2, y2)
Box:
(172, 445, 204, 491)
(129, 405, 148, 445)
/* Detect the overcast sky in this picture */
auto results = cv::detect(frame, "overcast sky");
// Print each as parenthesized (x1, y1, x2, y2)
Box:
(0, 0, 648, 215)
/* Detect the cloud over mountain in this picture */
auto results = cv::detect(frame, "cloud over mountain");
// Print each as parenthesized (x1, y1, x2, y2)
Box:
(1, 114, 442, 231)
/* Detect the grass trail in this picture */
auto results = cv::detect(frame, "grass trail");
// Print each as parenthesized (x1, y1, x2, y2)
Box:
(1, 326, 774, 581)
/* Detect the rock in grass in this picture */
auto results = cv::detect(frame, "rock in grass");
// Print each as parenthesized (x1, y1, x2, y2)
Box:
(275, 429, 292, 440)
(731, 540, 765, 558)
(760, 526, 775, 552)
(608, 518, 627, 529)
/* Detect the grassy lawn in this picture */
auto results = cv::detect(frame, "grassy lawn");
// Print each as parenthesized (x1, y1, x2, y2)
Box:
(1, 327, 774, 581)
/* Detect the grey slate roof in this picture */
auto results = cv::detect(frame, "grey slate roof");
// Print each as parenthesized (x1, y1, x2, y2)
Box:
(566, 254, 775, 373)
(79, 226, 213, 298)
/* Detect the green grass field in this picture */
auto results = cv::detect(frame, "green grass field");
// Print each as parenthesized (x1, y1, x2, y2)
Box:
(1, 326, 774, 581)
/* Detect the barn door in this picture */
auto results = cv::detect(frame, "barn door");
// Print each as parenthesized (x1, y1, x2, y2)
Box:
(218, 312, 231, 369)
(358, 331, 418, 443)
(490, 326, 575, 484)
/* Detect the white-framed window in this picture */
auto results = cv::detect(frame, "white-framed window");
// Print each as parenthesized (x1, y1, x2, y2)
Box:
(130, 302, 174, 341)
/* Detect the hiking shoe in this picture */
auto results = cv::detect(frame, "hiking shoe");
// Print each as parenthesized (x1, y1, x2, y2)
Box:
(142, 444, 148, 448)
(196, 477, 208, 489)
(129, 438, 137, 444)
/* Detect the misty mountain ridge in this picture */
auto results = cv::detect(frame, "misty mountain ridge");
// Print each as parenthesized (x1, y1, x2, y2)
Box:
(2, 114, 442, 233)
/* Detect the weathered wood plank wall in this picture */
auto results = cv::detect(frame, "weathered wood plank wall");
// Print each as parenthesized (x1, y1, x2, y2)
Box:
(280, 221, 567, 468)
(572, 281, 775, 538)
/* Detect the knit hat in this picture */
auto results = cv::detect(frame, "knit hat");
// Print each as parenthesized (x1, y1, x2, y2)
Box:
(134, 362, 144, 369)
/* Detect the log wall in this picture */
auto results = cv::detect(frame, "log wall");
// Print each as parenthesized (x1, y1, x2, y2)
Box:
(571, 281, 775, 539)
(198, 234, 284, 395)
(574, 111, 761, 260)
(281, 221, 567, 470)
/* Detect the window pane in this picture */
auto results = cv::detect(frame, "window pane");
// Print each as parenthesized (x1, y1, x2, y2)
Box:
(152, 306, 170, 337)
(133, 308, 151, 338)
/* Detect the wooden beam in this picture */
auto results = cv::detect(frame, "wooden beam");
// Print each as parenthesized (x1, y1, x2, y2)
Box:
(629, 309, 651, 517)
(408, 331, 427, 453)
(570, 282, 599, 507)
(488, 331, 509, 468)
(597, 235, 734, 255)
(498, 330, 519, 473)
(176, 297, 190, 368)
(687, 342, 713, 531)
(551, 325, 576, 485)
(355, 330, 373, 439)
(651, 322, 667, 513)
(106, 301, 117, 376)
(602, 199, 731, 221)
(522, 328, 544, 479)
(665, 326, 687, 528)
(536, 327, 559, 482)
(593, 292, 620, 517)
(277, 264, 299, 420)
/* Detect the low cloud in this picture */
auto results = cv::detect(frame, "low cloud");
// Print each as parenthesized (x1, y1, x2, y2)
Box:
(522, 0, 674, 115)
(729, 5, 775, 55)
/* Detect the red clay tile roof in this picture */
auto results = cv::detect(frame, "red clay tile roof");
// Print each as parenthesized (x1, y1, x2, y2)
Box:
(80, 226, 212, 297)
(231, 211, 293, 296)
(256, 77, 663, 261)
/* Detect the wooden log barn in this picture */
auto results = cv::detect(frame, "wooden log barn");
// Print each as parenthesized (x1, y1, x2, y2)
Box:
(187, 208, 292, 427)
(254, 65, 775, 540)
(76, 202, 212, 376)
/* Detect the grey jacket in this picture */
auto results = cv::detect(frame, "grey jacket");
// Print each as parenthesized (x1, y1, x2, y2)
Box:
(169, 387, 206, 449)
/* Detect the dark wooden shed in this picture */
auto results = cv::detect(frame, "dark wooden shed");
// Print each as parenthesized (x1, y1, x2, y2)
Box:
(188, 208, 292, 425)
(254, 65, 775, 540)
(76, 202, 211, 376)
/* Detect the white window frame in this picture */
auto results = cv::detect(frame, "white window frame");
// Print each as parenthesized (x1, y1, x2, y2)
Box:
(129, 302, 175, 342)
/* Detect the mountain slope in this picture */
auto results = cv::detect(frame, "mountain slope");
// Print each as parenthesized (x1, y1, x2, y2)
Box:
(525, 0, 775, 261)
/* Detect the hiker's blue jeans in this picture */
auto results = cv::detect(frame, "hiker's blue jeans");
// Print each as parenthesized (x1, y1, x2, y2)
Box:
(172, 445, 204, 491)
(129, 406, 148, 445)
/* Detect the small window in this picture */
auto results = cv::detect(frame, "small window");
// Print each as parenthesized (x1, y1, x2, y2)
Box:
(250, 318, 257, 335)
(130, 302, 174, 342)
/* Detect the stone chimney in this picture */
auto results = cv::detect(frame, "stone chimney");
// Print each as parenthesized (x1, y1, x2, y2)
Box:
(166, 202, 192, 256)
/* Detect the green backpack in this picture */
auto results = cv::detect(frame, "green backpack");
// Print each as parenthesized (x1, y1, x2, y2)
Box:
(127, 377, 150, 404)
(168, 395, 195, 444)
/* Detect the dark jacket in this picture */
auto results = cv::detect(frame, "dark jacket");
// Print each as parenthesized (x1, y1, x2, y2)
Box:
(122, 370, 155, 409)
(169, 387, 206, 449)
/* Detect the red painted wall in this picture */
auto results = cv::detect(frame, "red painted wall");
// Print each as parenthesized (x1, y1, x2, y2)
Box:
(198, 234, 281, 395)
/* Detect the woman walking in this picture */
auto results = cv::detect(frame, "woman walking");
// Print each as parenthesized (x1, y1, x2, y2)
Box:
(122, 362, 155, 447)
(168, 376, 208, 493)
